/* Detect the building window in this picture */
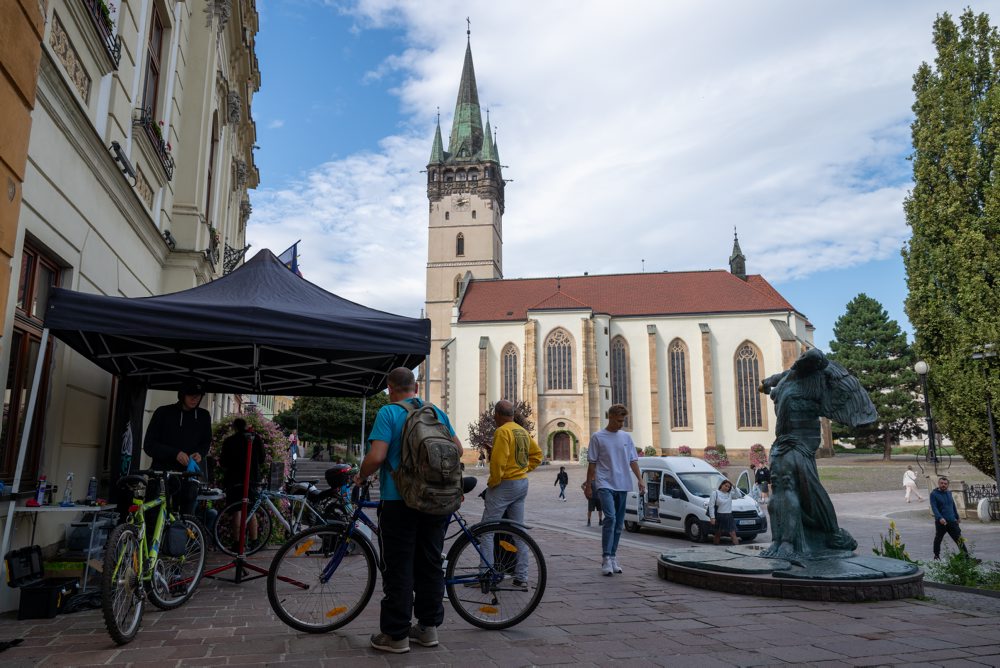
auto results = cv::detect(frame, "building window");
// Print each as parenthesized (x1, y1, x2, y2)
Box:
(735, 341, 765, 429)
(205, 113, 219, 227)
(502, 343, 518, 402)
(457, 171, 467, 181)
(456, 233, 464, 256)
(471, 210, 477, 219)
(1, 244, 60, 482)
(610, 336, 631, 428)
(454, 274, 463, 300)
(141, 7, 164, 114)
(445, 212, 450, 221)
(545, 328, 574, 390)
(669, 338, 690, 429)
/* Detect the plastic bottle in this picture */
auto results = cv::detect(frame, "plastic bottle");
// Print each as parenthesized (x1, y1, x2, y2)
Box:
(60, 472, 74, 507)
(86, 476, 98, 503)
(35, 475, 47, 505)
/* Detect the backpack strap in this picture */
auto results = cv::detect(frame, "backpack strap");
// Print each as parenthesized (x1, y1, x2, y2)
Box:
(391, 399, 421, 471)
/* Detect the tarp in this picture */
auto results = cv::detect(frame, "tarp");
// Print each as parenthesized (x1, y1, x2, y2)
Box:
(43, 249, 430, 397)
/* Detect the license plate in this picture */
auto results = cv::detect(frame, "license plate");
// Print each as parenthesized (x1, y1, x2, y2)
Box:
(738, 519, 756, 526)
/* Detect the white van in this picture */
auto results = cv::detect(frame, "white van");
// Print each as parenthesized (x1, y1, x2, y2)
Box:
(624, 456, 767, 542)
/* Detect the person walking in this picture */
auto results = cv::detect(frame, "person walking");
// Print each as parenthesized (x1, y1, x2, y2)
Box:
(355, 367, 463, 654)
(930, 476, 969, 560)
(482, 400, 543, 586)
(583, 404, 645, 576)
(754, 462, 771, 503)
(903, 465, 923, 503)
(554, 466, 569, 501)
(709, 479, 740, 545)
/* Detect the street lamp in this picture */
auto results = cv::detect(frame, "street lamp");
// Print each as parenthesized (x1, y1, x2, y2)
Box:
(971, 344, 1000, 489)
(914, 360, 938, 470)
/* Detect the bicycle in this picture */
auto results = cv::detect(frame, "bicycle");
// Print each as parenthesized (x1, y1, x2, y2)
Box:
(266, 477, 546, 633)
(212, 475, 350, 556)
(101, 470, 207, 645)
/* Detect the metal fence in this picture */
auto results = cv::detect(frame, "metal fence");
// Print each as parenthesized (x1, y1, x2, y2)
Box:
(963, 483, 999, 507)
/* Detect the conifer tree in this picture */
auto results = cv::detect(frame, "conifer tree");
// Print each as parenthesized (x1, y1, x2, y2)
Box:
(828, 294, 923, 460)
(903, 9, 1000, 478)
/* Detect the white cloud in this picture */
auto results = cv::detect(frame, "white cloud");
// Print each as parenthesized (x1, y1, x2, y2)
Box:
(250, 0, 973, 315)
(267, 119, 285, 129)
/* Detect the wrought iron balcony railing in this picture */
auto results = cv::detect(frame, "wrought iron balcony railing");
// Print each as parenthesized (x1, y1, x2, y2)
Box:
(132, 107, 175, 181)
(84, 0, 122, 68)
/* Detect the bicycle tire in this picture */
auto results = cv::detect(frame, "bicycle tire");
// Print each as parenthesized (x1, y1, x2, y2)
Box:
(445, 522, 546, 630)
(214, 501, 273, 556)
(147, 517, 207, 610)
(266, 525, 377, 633)
(101, 523, 145, 645)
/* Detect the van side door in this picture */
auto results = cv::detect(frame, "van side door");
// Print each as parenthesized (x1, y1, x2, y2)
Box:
(659, 474, 686, 530)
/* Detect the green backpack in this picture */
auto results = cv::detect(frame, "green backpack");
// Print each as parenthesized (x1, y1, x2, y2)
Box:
(391, 400, 463, 515)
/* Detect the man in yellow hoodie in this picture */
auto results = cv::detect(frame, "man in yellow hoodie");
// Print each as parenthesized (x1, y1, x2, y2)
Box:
(482, 400, 543, 586)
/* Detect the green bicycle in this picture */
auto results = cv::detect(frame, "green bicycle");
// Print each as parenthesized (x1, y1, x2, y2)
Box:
(101, 470, 207, 645)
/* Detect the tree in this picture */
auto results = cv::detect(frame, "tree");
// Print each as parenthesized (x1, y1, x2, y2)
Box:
(828, 294, 924, 460)
(467, 401, 536, 457)
(903, 9, 1000, 479)
(274, 393, 388, 446)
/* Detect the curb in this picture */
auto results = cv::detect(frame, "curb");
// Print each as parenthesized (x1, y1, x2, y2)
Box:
(923, 580, 1000, 599)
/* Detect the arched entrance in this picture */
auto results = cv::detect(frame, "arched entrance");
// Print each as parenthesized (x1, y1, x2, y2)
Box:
(553, 432, 571, 461)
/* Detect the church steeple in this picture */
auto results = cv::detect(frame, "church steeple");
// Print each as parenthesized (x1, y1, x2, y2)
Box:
(481, 110, 497, 162)
(729, 228, 747, 280)
(447, 38, 484, 160)
(429, 111, 445, 163)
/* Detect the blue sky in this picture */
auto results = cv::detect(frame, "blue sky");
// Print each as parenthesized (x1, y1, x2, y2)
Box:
(247, 0, 976, 352)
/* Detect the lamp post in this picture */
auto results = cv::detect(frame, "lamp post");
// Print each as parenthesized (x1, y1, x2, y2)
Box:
(971, 344, 1000, 489)
(914, 360, 938, 471)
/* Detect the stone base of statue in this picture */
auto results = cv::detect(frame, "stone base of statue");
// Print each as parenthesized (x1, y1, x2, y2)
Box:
(657, 545, 923, 601)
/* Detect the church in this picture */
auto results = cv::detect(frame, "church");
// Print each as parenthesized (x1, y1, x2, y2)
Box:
(421, 39, 815, 463)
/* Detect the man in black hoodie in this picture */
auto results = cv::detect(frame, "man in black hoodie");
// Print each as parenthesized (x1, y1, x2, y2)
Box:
(143, 379, 212, 514)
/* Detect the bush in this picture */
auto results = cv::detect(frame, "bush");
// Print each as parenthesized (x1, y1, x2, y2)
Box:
(644, 445, 657, 456)
(209, 408, 291, 491)
(578, 446, 589, 465)
(678, 445, 692, 457)
(925, 548, 1000, 590)
(704, 445, 729, 468)
(749, 443, 767, 468)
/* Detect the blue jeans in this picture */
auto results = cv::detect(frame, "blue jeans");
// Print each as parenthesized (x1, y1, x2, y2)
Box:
(481, 478, 530, 579)
(597, 488, 628, 557)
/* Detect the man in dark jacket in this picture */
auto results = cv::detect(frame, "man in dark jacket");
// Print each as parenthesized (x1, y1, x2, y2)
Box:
(929, 476, 969, 560)
(143, 379, 212, 514)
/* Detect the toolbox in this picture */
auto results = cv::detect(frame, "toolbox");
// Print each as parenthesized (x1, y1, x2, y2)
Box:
(4, 545, 80, 619)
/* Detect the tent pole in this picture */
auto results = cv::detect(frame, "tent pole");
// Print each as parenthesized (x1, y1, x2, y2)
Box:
(1, 328, 50, 581)
(360, 396, 367, 459)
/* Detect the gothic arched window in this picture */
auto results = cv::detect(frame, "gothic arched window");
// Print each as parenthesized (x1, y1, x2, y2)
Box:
(735, 341, 765, 429)
(502, 343, 519, 402)
(545, 328, 574, 390)
(471, 210, 477, 219)
(456, 233, 464, 256)
(454, 274, 463, 300)
(610, 336, 631, 427)
(445, 211, 450, 221)
(669, 338, 691, 429)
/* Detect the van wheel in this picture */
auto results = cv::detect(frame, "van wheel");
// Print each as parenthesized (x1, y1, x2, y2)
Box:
(624, 521, 640, 533)
(684, 517, 706, 543)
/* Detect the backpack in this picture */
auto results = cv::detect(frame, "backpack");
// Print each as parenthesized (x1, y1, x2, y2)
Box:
(390, 400, 463, 515)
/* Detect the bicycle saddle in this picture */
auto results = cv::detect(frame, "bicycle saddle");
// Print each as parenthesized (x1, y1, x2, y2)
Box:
(118, 474, 149, 490)
(462, 476, 477, 494)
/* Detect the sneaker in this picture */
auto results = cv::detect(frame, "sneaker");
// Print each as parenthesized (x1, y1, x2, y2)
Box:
(370, 632, 409, 654)
(611, 557, 623, 574)
(598, 518, 604, 526)
(409, 624, 439, 648)
(511, 578, 529, 591)
(601, 556, 613, 576)
(587, 519, 591, 526)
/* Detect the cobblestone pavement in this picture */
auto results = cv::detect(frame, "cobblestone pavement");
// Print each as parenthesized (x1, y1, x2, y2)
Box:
(2, 467, 999, 667)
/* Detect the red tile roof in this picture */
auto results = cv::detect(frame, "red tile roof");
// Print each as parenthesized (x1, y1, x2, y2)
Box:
(458, 270, 800, 322)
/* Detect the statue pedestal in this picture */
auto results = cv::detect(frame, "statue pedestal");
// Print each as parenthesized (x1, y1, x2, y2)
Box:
(657, 545, 924, 602)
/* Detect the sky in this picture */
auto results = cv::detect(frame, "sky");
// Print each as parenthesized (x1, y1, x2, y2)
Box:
(246, 0, 985, 352)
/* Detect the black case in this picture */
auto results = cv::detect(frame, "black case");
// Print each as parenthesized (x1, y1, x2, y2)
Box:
(4, 545, 80, 619)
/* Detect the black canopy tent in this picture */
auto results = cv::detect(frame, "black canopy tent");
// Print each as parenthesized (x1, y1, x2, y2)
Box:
(0, 250, 428, 577)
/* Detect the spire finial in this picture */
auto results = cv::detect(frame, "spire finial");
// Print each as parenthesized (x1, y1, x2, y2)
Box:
(466, 17, 471, 41)
(734, 225, 738, 240)
(556, 275, 561, 291)
(436, 106, 440, 124)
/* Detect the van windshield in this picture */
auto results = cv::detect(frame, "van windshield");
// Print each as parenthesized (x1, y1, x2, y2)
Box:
(678, 472, 744, 498)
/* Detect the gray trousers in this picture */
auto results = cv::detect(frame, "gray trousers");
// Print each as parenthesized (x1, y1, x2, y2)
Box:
(481, 478, 529, 579)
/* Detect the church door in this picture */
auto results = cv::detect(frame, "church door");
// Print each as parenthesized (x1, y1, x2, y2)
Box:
(553, 432, 571, 461)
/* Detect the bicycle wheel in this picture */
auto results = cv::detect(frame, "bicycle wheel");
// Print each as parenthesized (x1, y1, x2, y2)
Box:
(445, 522, 546, 630)
(266, 525, 377, 633)
(214, 501, 273, 556)
(101, 523, 145, 645)
(148, 517, 207, 610)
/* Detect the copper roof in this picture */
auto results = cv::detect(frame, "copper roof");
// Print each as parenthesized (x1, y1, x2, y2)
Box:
(458, 270, 800, 322)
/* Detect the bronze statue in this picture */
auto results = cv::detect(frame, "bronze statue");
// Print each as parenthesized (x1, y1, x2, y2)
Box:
(759, 348, 877, 562)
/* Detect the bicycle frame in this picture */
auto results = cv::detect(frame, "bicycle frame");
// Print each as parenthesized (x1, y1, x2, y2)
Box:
(118, 479, 181, 589)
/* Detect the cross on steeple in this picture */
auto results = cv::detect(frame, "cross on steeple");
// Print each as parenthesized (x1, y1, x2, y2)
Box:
(466, 17, 471, 40)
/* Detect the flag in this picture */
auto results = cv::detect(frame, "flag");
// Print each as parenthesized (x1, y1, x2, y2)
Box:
(277, 241, 303, 277)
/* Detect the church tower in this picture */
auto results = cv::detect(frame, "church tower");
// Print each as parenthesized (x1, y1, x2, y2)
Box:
(424, 34, 505, 407)
(729, 230, 747, 281)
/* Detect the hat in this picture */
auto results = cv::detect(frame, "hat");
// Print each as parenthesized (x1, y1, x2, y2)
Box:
(178, 379, 205, 396)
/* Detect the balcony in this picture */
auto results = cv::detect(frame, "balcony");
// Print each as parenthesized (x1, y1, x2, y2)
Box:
(132, 108, 175, 181)
(83, 0, 121, 68)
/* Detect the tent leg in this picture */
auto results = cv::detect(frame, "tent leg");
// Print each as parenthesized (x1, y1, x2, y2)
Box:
(360, 396, 366, 458)
(1, 328, 50, 581)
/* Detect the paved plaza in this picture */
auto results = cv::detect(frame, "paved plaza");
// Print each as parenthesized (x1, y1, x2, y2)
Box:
(1, 466, 999, 667)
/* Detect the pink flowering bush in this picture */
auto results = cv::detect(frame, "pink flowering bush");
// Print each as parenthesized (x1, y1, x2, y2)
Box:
(749, 443, 768, 468)
(678, 445, 692, 457)
(208, 407, 290, 491)
(704, 445, 730, 468)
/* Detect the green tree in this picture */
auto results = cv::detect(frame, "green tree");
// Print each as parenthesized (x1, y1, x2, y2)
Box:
(274, 393, 388, 447)
(828, 294, 923, 460)
(467, 401, 536, 457)
(903, 9, 1000, 479)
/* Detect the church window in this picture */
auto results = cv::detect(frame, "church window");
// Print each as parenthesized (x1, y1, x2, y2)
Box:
(502, 343, 518, 402)
(469, 170, 478, 181)
(610, 336, 631, 428)
(456, 233, 464, 256)
(431, 171, 438, 182)
(484, 167, 490, 178)
(545, 328, 574, 391)
(454, 274, 463, 300)
(472, 210, 477, 219)
(669, 339, 691, 430)
(457, 171, 467, 181)
(735, 341, 765, 429)
(445, 212, 450, 221)
(445, 172, 454, 182)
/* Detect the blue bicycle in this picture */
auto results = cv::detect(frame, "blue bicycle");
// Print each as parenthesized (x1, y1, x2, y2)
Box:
(265, 477, 546, 632)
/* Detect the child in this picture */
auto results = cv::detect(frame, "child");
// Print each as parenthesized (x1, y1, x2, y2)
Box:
(554, 466, 569, 501)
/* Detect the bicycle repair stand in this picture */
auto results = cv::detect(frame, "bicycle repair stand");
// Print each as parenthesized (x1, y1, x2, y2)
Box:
(203, 432, 269, 584)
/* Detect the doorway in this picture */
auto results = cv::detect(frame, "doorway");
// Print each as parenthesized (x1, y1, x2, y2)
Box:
(552, 432, 571, 461)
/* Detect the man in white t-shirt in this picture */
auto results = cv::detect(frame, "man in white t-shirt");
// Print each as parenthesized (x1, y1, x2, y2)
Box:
(583, 404, 645, 576)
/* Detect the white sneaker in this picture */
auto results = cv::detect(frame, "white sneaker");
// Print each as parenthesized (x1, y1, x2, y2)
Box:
(601, 556, 613, 576)
(611, 557, 623, 574)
